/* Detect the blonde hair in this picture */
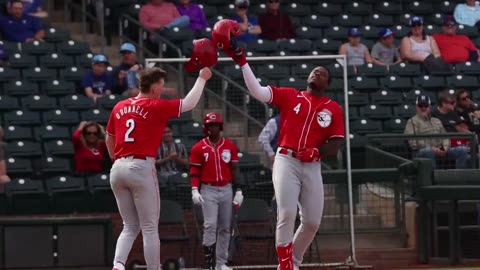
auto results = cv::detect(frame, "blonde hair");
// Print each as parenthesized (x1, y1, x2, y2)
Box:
(80, 121, 106, 148)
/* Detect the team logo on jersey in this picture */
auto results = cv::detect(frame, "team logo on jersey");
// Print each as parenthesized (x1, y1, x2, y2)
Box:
(317, 109, 332, 128)
(221, 149, 231, 163)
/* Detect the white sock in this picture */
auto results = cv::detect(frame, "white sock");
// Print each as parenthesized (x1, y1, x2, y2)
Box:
(113, 261, 125, 270)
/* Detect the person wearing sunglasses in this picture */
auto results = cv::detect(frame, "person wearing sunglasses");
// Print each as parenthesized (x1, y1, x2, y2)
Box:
(433, 15, 480, 64)
(456, 89, 480, 136)
(258, 0, 296, 40)
(72, 121, 108, 174)
(230, 0, 262, 43)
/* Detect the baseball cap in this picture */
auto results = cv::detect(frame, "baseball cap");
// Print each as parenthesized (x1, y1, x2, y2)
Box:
(409, 16, 424, 26)
(92, 54, 109, 65)
(235, 0, 249, 8)
(443, 15, 457, 26)
(416, 95, 431, 106)
(120, 43, 136, 53)
(348, 27, 362, 37)
(378, 28, 394, 39)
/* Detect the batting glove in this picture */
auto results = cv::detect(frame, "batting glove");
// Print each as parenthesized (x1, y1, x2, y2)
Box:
(225, 47, 247, 67)
(297, 148, 321, 163)
(191, 188, 204, 205)
(233, 190, 244, 209)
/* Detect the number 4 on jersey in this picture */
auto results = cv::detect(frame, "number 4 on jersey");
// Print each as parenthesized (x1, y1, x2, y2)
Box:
(125, 119, 135, 142)
(293, 103, 301, 114)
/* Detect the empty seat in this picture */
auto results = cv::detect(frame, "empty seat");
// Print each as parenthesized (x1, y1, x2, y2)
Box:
(97, 94, 125, 110)
(384, 118, 406, 133)
(381, 75, 413, 91)
(87, 173, 117, 212)
(35, 125, 71, 141)
(3, 126, 32, 142)
(57, 40, 91, 55)
(341, 90, 369, 106)
(360, 104, 393, 120)
(5, 157, 33, 176)
(446, 75, 479, 89)
(313, 38, 342, 53)
(4, 80, 39, 96)
(302, 15, 331, 28)
(41, 80, 76, 96)
(394, 104, 416, 119)
(366, 14, 394, 27)
(37, 156, 72, 175)
(375, 1, 402, 15)
(324, 26, 349, 40)
(45, 175, 89, 214)
(22, 41, 55, 55)
(59, 66, 85, 85)
(21, 95, 57, 111)
(392, 25, 410, 39)
(44, 27, 71, 43)
(360, 25, 382, 40)
(423, 24, 441, 36)
(4, 110, 42, 126)
(6, 140, 42, 157)
(345, 2, 373, 15)
(291, 63, 315, 78)
(455, 62, 480, 76)
(5, 177, 49, 214)
(407, 2, 433, 15)
(283, 3, 310, 16)
(0, 96, 20, 111)
(39, 53, 74, 69)
(295, 26, 323, 40)
(44, 140, 75, 157)
(249, 39, 279, 54)
(326, 62, 355, 78)
(356, 63, 388, 77)
(280, 39, 312, 53)
(456, 24, 479, 38)
(0, 67, 21, 82)
(314, 2, 342, 16)
(414, 75, 446, 90)
(370, 89, 404, 105)
(8, 53, 37, 69)
(59, 94, 94, 111)
(350, 119, 383, 135)
(257, 64, 290, 80)
(23, 67, 56, 82)
(80, 108, 110, 125)
(349, 76, 379, 91)
(333, 14, 363, 28)
(42, 109, 80, 126)
(162, 27, 195, 43)
(390, 63, 422, 77)
(75, 53, 95, 69)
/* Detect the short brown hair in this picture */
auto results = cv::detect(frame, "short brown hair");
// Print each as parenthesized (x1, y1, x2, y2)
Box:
(437, 90, 455, 106)
(139, 68, 167, 93)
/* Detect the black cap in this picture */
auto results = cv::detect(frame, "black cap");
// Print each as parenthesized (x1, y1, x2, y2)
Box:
(416, 95, 431, 106)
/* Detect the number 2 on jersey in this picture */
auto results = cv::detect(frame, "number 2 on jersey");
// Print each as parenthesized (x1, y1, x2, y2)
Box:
(293, 103, 301, 114)
(124, 119, 135, 142)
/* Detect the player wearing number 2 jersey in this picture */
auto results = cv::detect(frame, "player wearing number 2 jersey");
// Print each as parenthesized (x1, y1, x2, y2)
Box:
(225, 48, 345, 270)
(105, 67, 212, 270)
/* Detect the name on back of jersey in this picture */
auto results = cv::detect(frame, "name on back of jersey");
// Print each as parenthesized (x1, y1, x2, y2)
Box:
(115, 105, 149, 120)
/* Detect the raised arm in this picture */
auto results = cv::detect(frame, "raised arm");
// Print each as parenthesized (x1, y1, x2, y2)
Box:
(241, 64, 272, 103)
(180, 68, 211, 112)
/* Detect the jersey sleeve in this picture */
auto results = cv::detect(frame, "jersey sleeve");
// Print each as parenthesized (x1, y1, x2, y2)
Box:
(230, 141, 239, 163)
(268, 86, 296, 110)
(189, 143, 202, 166)
(106, 109, 116, 136)
(328, 102, 345, 139)
(156, 99, 181, 119)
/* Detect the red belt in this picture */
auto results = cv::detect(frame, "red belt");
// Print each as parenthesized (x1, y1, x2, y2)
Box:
(116, 155, 148, 160)
(202, 181, 230, 187)
(278, 148, 298, 158)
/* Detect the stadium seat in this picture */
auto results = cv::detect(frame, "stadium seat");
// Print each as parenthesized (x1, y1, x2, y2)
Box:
(356, 63, 388, 77)
(22, 41, 55, 55)
(4, 80, 39, 97)
(97, 94, 125, 110)
(238, 152, 262, 170)
(457, 24, 479, 38)
(5, 177, 49, 214)
(345, 2, 373, 15)
(424, 24, 441, 36)
(295, 26, 323, 40)
(6, 140, 42, 158)
(21, 95, 57, 111)
(249, 39, 279, 54)
(162, 27, 195, 43)
(381, 75, 413, 91)
(80, 108, 110, 125)
(8, 53, 37, 69)
(59, 66, 85, 85)
(59, 94, 94, 111)
(414, 75, 446, 90)
(392, 25, 410, 39)
(390, 62, 422, 77)
(257, 64, 290, 80)
(41, 80, 76, 96)
(360, 105, 393, 120)
(394, 104, 416, 119)
(87, 173, 117, 212)
(371, 89, 404, 105)
(45, 175, 89, 214)
(278, 77, 306, 90)
(280, 39, 312, 53)
(44, 140, 75, 157)
(0, 67, 21, 82)
(349, 76, 379, 92)
(223, 64, 244, 80)
(404, 89, 436, 104)
(350, 119, 383, 135)
(181, 122, 204, 140)
(75, 53, 94, 69)
(313, 38, 342, 54)
(283, 3, 310, 16)
(1, 41, 20, 55)
(333, 14, 363, 28)
(361, 25, 382, 40)
(314, 2, 342, 16)
(366, 14, 394, 27)
(42, 109, 80, 126)
(35, 125, 71, 141)
(455, 62, 480, 76)
(158, 199, 191, 259)
(0, 95, 21, 111)
(434, 1, 455, 14)
(56, 40, 91, 56)
(39, 53, 74, 69)
(326, 62, 355, 78)
(383, 118, 407, 133)
(291, 63, 315, 78)
(4, 110, 42, 126)
(23, 67, 56, 83)
(167, 173, 190, 187)
(3, 126, 32, 142)
(6, 157, 33, 177)
(342, 90, 369, 106)
(446, 75, 479, 89)
(302, 15, 331, 28)
(43, 27, 71, 43)
(407, 2, 434, 15)
(37, 156, 72, 176)
(324, 26, 349, 40)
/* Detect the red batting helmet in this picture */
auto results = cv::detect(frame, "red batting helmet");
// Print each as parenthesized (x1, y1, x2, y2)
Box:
(185, 38, 218, 73)
(203, 112, 224, 135)
(212, 19, 241, 51)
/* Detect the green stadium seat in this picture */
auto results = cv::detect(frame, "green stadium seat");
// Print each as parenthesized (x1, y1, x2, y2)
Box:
(162, 27, 195, 43)
(361, 25, 382, 40)
(407, 2, 433, 15)
(366, 14, 394, 27)
(5, 178, 49, 214)
(87, 173, 117, 212)
(223, 65, 244, 80)
(42, 109, 80, 126)
(349, 76, 379, 92)
(356, 63, 388, 77)
(59, 66, 85, 85)
(21, 95, 57, 111)
(280, 39, 312, 54)
(35, 125, 71, 141)
(41, 80, 76, 97)
(381, 75, 413, 91)
(6, 140, 42, 157)
(295, 26, 322, 40)
(46, 175, 89, 214)
(414, 75, 446, 90)
(57, 40, 91, 56)
(257, 64, 290, 80)
(457, 25, 479, 38)
(0, 96, 20, 111)
(181, 121, 204, 140)
(360, 104, 393, 120)
(8, 53, 37, 69)
(404, 89, 437, 104)
(283, 3, 310, 16)
(59, 94, 94, 111)
(446, 75, 479, 89)
(44, 140, 75, 157)
(455, 62, 480, 76)
(75, 53, 94, 69)
(4, 109, 42, 126)
(343, 90, 369, 106)
(394, 104, 416, 119)
(292, 63, 314, 79)
(390, 62, 422, 77)
(324, 26, 349, 40)
(167, 173, 190, 187)
(80, 108, 110, 125)
(97, 94, 125, 110)
(37, 156, 72, 175)
(174, 138, 196, 154)
(334, 14, 363, 28)
(39, 53, 74, 69)
(326, 62, 355, 78)
(249, 39, 279, 54)
(383, 118, 407, 133)
(3, 126, 33, 142)
(392, 25, 410, 39)
(278, 77, 306, 90)
(6, 157, 33, 177)
(302, 15, 331, 28)
(313, 38, 342, 53)
(23, 67, 56, 83)
(44, 27, 71, 43)
(4, 80, 39, 97)
(200, 4, 216, 18)
(370, 89, 404, 105)
(22, 41, 55, 55)
(345, 2, 373, 15)
(350, 119, 383, 135)
(238, 152, 262, 171)
(314, 2, 342, 16)
(0, 67, 21, 82)
(424, 24, 442, 36)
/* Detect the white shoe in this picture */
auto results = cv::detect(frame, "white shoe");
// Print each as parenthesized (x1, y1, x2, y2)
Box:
(294, 265, 299, 270)
(215, 265, 232, 270)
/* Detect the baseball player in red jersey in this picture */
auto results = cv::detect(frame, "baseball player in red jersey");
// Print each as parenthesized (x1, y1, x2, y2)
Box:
(216, 24, 345, 269)
(105, 67, 212, 270)
(189, 112, 243, 270)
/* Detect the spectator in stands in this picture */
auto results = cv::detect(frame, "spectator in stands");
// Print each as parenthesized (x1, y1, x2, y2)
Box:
(139, 0, 190, 33)
(433, 15, 480, 64)
(81, 54, 112, 103)
(0, 127, 10, 184)
(371, 28, 402, 66)
(400, 16, 441, 63)
(155, 124, 188, 177)
(258, 114, 280, 168)
(230, 0, 262, 43)
(112, 43, 142, 97)
(454, 0, 480, 27)
(456, 89, 480, 136)
(7, 0, 48, 18)
(338, 27, 373, 66)
(177, 0, 208, 35)
(72, 121, 108, 174)
(404, 95, 469, 169)
(0, 0, 45, 42)
(258, 0, 296, 40)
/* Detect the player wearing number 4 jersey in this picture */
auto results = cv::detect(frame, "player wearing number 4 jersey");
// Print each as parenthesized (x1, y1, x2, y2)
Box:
(105, 67, 212, 270)
(224, 46, 345, 270)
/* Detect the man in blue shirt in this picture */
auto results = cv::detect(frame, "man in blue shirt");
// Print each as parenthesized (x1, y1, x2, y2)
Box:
(81, 54, 112, 103)
(229, 0, 262, 43)
(7, 0, 48, 18)
(0, 0, 44, 42)
(112, 43, 142, 97)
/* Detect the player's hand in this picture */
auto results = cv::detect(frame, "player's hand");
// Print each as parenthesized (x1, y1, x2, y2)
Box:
(225, 47, 247, 67)
(192, 188, 204, 205)
(233, 190, 244, 209)
(297, 148, 321, 163)
(199, 67, 212, 81)
(0, 174, 10, 184)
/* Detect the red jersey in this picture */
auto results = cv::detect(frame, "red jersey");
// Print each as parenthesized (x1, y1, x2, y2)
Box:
(72, 129, 108, 172)
(189, 137, 239, 187)
(433, 33, 478, 63)
(106, 97, 181, 158)
(268, 86, 345, 151)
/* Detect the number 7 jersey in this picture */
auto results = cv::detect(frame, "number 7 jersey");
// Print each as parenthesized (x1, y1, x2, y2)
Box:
(106, 97, 181, 158)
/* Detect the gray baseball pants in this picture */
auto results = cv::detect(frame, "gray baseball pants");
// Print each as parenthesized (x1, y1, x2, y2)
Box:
(110, 156, 161, 270)
(201, 184, 233, 267)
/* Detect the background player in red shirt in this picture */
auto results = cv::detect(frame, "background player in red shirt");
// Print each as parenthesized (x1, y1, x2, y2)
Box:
(226, 49, 345, 270)
(105, 67, 212, 270)
(189, 112, 243, 270)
